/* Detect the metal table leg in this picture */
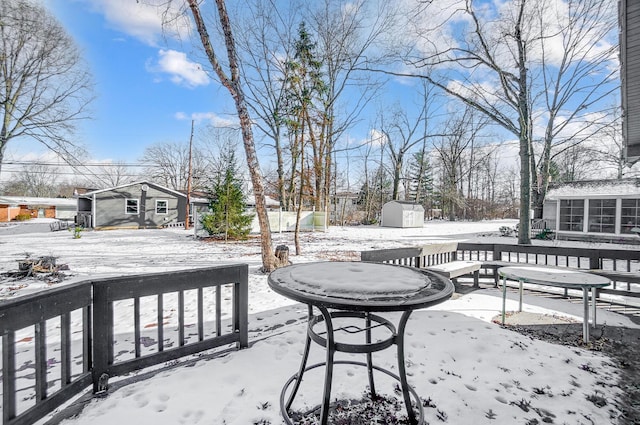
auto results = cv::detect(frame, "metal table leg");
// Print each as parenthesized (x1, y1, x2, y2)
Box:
(365, 313, 377, 398)
(284, 305, 314, 412)
(318, 306, 335, 425)
(396, 310, 418, 424)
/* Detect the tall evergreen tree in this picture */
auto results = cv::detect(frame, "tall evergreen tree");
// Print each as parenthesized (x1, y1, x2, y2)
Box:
(406, 150, 433, 204)
(201, 148, 253, 241)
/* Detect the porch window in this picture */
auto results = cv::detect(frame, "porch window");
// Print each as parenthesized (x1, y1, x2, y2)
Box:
(621, 199, 640, 234)
(587, 199, 616, 233)
(156, 200, 168, 214)
(125, 199, 139, 214)
(559, 199, 584, 231)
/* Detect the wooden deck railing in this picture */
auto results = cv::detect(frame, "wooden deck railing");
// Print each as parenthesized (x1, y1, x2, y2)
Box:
(362, 242, 640, 299)
(456, 242, 640, 295)
(1, 264, 248, 425)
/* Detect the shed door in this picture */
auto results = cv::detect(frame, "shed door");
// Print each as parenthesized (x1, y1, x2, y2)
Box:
(403, 211, 414, 228)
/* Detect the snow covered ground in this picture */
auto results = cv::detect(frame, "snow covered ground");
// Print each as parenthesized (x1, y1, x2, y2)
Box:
(1, 219, 638, 424)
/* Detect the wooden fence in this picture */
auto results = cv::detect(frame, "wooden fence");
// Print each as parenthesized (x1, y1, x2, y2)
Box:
(1, 264, 248, 425)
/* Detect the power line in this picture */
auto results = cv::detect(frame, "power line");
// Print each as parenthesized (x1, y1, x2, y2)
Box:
(2, 161, 146, 168)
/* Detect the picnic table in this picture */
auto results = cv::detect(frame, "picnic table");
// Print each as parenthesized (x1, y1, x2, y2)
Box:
(498, 266, 611, 341)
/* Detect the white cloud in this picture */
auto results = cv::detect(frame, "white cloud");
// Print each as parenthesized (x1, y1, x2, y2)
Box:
(87, 0, 167, 46)
(149, 49, 209, 88)
(368, 128, 388, 147)
(174, 111, 238, 128)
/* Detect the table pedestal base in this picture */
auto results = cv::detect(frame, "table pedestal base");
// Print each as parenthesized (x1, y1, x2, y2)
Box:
(279, 360, 425, 425)
(280, 306, 424, 425)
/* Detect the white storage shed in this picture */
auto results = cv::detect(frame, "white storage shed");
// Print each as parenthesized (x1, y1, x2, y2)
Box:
(381, 201, 424, 228)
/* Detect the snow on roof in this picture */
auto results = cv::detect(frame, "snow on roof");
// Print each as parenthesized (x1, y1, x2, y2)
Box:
(0, 196, 76, 207)
(384, 200, 425, 210)
(81, 181, 186, 199)
(545, 178, 640, 199)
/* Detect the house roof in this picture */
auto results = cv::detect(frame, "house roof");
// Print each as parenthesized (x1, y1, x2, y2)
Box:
(0, 196, 77, 207)
(79, 181, 187, 199)
(546, 178, 640, 199)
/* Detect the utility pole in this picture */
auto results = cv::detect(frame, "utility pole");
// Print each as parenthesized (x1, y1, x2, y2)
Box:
(185, 120, 194, 230)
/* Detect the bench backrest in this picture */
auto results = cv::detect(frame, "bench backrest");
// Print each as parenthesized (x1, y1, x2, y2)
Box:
(361, 242, 459, 267)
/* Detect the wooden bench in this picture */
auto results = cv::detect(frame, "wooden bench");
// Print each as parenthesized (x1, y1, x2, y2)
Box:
(361, 242, 482, 288)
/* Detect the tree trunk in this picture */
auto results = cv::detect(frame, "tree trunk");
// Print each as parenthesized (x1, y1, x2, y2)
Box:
(515, 3, 531, 245)
(188, 0, 276, 271)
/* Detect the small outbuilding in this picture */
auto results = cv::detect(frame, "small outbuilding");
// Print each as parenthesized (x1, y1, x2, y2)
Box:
(381, 201, 424, 228)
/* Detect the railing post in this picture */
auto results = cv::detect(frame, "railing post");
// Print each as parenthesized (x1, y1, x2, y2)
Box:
(234, 265, 249, 349)
(92, 282, 111, 393)
(2, 332, 16, 424)
(589, 250, 600, 270)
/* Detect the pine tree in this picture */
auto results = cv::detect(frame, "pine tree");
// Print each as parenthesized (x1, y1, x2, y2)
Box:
(407, 150, 433, 204)
(201, 149, 253, 241)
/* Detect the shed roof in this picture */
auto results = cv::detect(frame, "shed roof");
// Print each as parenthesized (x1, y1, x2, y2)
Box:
(383, 200, 425, 211)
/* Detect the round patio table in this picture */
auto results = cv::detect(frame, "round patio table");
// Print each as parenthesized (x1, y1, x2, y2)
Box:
(498, 266, 611, 342)
(268, 261, 454, 425)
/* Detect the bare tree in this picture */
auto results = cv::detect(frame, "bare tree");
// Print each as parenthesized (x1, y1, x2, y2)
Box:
(235, 0, 300, 210)
(185, 0, 276, 271)
(0, 0, 94, 175)
(309, 0, 395, 211)
(141, 141, 209, 191)
(237, 0, 393, 214)
(432, 106, 487, 220)
(2, 164, 60, 197)
(581, 106, 640, 179)
(101, 162, 139, 187)
(389, 0, 618, 243)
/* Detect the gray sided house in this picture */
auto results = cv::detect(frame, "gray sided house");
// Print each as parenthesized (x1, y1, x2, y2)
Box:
(381, 201, 424, 228)
(542, 178, 640, 242)
(76, 181, 188, 230)
(620, 0, 640, 163)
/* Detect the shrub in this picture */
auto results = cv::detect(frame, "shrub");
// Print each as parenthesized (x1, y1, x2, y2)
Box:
(69, 225, 84, 239)
(14, 213, 32, 221)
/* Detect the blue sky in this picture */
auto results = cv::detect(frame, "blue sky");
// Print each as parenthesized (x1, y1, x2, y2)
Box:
(4, 0, 623, 185)
(8, 0, 241, 164)
(7, 0, 416, 179)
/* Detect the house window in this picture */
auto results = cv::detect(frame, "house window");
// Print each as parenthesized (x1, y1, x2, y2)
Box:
(559, 199, 584, 231)
(125, 199, 139, 214)
(621, 199, 640, 234)
(587, 199, 616, 233)
(156, 200, 168, 214)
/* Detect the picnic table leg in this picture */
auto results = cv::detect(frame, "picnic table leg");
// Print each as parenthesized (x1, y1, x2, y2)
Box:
(591, 287, 597, 327)
(582, 287, 590, 342)
(518, 280, 523, 312)
(501, 275, 507, 325)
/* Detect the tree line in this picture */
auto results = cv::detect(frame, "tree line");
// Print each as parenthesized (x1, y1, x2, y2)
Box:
(1, 0, 634, 270)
